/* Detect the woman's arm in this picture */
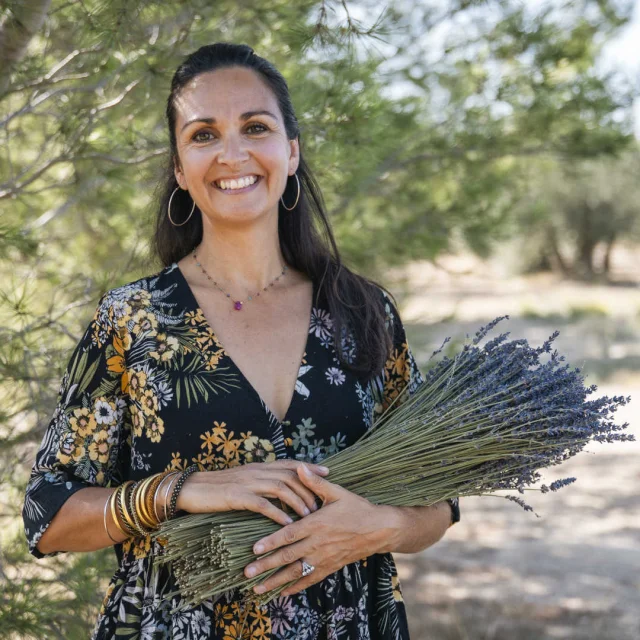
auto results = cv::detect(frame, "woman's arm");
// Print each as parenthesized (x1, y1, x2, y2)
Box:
(36, 487, 128, 555)
(380, 501, 453, 554)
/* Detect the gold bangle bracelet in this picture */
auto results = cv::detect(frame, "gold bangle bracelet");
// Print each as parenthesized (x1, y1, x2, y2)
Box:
(118, 482, 139, 537)
(143, 473, 167, 527)
(136, 476, 159, 529)
(120, 481, 142, 536)
(129, 482, 152, 536)
(108, 486, 129, 538)
(155, 472, 178, 522)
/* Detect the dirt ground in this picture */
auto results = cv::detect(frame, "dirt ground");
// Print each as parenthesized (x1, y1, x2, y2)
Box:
(388, 248, 640, 640)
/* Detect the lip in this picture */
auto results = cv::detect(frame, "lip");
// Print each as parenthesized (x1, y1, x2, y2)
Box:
(213, 175, 262, 195)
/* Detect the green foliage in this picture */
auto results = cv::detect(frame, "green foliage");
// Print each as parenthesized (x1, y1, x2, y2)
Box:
(512, 145, 640, 279)
(0, 0, 638, 633)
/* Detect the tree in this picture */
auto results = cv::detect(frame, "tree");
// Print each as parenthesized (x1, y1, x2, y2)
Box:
(0, 0, 637, 635)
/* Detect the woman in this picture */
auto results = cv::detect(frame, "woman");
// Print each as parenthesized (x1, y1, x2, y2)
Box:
(23, 43, 460, 639)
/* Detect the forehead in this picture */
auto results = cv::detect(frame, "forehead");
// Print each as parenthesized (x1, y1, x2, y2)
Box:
(174, 67, 281, 125)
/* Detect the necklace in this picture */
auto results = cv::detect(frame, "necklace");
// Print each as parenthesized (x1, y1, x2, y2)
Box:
(192, 250, 288, 311)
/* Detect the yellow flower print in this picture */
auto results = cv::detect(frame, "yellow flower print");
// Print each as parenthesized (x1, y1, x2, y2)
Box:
(223, 620, 247, 640)
(128, 369, 147, 395)
(88, 429, 110, 464)
(167, 452, 186, 471)
(392, 574, 404, 602)
(122, 535, 151, 559)
(215, 602, 234, 629)
(205, 351, 223, 370)
(215, 430, 242, 460)
(389, 347, 410, 381)
(69, 407, 97, 438)
(243, 436, 276, 464)
(131, 406, 145, 438)
(129, 290, 152, 308)
(145, 415, 165, 443)
(184, 309, 208, 328)
(131, 309, 158, 337)
(99, 582, 116, 616)
(140, 389, 159, 416)
(114, 302, 133, 329)
(149, 333, 180, 362)
(106, 332, 131, 393)
(249, 603, 270, 628)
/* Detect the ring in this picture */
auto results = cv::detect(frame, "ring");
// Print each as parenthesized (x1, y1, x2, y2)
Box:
(301, 560, 315, 577)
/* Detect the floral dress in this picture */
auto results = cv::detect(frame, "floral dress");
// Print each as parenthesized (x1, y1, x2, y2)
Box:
(23, 263, 460, 640)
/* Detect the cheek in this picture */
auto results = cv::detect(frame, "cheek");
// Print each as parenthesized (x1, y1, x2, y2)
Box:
(180, 147, 215, 178)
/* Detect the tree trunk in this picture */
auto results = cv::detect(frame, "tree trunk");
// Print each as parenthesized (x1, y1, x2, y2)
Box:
(603, 235, 615, 275)
(546, 226, 569, 276)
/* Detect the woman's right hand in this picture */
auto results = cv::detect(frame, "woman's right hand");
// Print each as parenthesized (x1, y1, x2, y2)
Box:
(175, 460, 330, 525)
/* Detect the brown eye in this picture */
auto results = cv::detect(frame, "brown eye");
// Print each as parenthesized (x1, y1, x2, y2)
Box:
(193, 131, 214, 143)
(247, 123, 268, 134)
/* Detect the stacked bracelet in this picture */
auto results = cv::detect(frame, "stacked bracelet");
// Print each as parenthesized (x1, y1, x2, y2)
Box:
(167, 464, 198, 520)
(106, 471, 178, 539)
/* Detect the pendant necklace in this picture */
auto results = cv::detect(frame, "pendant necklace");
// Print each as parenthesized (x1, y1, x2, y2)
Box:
(192, 250, 288, 311)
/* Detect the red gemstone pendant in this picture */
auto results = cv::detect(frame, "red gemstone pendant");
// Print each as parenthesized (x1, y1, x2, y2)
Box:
(234, 301, 243, 311)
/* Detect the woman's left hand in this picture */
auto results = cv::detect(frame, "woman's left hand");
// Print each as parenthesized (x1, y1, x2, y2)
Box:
(243, 463, 399, 597)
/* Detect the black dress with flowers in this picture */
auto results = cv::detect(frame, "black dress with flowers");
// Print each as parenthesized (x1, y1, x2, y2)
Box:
(23, 263, 460, 640)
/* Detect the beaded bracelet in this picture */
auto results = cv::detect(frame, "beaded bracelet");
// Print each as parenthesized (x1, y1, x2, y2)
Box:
(154, 472, 178, 522)
(167, 464, 198, 520)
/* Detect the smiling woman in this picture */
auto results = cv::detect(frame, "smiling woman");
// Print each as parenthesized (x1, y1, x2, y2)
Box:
(22, 42, 459, 640)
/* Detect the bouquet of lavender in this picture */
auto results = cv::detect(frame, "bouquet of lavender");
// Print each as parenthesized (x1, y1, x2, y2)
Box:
(154, 316, 633, 608)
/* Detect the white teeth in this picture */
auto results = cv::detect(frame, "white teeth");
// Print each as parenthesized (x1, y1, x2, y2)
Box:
(216, 175, 258, 190)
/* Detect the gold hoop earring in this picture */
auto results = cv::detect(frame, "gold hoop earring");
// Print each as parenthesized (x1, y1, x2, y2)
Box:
(168, 187, 196, 227)
(280, 173, 300, 211)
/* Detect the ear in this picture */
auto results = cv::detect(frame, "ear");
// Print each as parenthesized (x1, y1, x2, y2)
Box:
(288, 137, 300, 176)
(173, 156, 187, 190)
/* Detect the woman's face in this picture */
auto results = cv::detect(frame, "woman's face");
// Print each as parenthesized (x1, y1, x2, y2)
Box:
(173, 67, 299, 226)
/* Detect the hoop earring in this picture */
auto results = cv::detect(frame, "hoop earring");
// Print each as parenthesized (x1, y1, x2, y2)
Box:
(168, 187, 196, 227)
(280, 173, 300, 211)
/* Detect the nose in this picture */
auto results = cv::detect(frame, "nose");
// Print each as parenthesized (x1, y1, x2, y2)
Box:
(217, 132, 249, 167)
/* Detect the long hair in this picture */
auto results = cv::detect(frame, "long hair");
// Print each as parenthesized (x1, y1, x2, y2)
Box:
(154, 42, 394, 382)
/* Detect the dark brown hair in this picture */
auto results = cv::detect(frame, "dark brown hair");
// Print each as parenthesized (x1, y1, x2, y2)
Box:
(154, 42, 394, 382)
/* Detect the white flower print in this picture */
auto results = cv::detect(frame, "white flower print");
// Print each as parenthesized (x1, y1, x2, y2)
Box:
(94, 399, 115, 424)
(270, 596, 297, 635)
(325, 367, 346, 385)
(310, 307, 333, 341)
(189, 609, 211, 637)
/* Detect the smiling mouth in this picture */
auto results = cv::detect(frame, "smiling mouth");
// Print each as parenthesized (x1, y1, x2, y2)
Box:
(213, 176, 263, 194)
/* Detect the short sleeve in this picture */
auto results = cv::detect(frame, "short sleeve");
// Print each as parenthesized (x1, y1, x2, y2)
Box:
(22, 294, 129, 558)
(372, 289, 460, 527)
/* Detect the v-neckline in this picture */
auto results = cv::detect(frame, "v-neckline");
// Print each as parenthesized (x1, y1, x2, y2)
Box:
(172, 262, 316, 426)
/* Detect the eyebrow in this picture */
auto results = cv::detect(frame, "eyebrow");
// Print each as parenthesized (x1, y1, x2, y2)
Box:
(180, 110, 279, 133)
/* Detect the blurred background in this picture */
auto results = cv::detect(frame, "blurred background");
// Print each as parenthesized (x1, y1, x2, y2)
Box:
(0, 0, 638, 638)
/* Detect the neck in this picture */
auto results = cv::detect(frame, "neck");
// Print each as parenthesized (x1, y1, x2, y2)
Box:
(195, 215, 287, 293)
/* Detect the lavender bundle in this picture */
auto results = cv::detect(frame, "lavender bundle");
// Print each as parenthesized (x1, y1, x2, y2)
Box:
(154, 316, 633, 608)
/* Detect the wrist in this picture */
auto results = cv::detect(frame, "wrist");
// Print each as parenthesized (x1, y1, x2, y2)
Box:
(375, 505, 408, 554)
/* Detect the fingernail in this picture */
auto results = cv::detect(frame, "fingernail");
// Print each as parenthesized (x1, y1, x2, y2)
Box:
(254, 544, 264, 554)
(300, 464, 312, 476)
(310, 502, 318, 511)
(318, 466, 329, 474)
(246, 566, 257, 577)
(254, 584, 266, 594)
(303, 506, 310, 516)
(285, 516, 293, 524)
